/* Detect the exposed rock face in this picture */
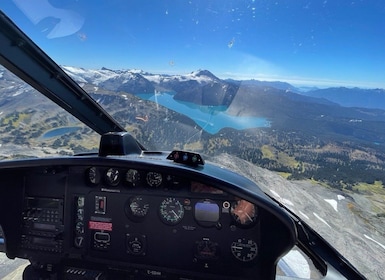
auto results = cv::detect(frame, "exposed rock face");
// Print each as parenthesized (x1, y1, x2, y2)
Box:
(209, 153, 385, 280)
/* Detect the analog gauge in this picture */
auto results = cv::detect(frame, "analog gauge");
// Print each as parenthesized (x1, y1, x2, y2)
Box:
(230, 199, 258, 227)
(77, 208, 84, 221)
(75, 221, 84, 234)
(195, 238, 219, 260)
(87, 167, 100, 185)
(159, 197, 184, 225)
(125, 169, 141, 186)
(146, 172, 162, 188)
(125, 196, 150, 222)
(231, 238, 258, 262)
(104, 168, 120, 186)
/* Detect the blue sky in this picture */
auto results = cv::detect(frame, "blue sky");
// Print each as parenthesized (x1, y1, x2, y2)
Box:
(2, 0, 385, 88)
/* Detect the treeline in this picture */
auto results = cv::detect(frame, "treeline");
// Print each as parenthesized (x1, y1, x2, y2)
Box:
(202, 127, 385, 191)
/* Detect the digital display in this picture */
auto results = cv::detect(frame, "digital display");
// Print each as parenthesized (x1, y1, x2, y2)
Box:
(33, 223, 56, 231)
(194, 202, 220, 222)
(27, 197, 60, 209)
(32, 237, 56, 246)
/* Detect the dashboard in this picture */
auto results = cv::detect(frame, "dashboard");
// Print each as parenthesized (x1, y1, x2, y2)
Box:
(0, 153, 296, 280)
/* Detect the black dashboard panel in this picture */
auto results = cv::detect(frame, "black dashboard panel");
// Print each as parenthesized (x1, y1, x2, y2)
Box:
(0, 154, 296, 280)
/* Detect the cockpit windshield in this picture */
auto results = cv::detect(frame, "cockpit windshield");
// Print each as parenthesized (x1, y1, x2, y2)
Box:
(0, 1, 384, 279)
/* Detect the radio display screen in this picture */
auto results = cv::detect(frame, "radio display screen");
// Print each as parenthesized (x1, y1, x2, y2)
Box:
(27, 197, 60, 209)
(33, 223, 56, 231)
(32, 236, 56, 246)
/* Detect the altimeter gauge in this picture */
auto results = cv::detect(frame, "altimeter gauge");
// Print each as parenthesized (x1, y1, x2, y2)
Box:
(125, 196, 150, 222)
(159, 197, 184, 225)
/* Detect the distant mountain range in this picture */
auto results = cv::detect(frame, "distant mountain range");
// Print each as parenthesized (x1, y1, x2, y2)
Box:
(301, 87, 385, 110)
(2, 65, 385, 190)
(62, 66, 385, 110)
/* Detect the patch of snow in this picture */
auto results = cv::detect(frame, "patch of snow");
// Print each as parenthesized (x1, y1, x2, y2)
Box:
(337, 195, 345, 201)
(270, 189, 281, 198)
(279, 250, 311, 279)
(12, 89, 25, 97)
(313, 212, 332, 228)
(281, 198, 294, 207)
(299, 211, 309, 220)
(269, 189, 294, 207)
(143, 74, 163, 83)
(94, 87, 99, 91)
(364, 234, 385, 250)
(62, 66, 120, 85)
(269, 190, 293, 207)
(185, 71, 214, 83)
(324, 199, 338, 212)
(130, 69, 145, 74)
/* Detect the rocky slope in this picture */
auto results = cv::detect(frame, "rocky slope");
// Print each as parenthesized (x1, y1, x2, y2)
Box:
(210, 153, 385, 280)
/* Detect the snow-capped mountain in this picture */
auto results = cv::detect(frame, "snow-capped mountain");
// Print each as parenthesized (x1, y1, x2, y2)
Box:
(62, 66, 221, 87)
(62, 66, 237, 106)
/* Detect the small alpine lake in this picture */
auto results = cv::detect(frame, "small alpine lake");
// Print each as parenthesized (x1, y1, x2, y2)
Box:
(41, 126, 81, 139)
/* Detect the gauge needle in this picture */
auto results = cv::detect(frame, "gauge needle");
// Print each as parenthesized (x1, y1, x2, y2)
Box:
(246, 212, 253, 222)
(172, 210, 179, 218)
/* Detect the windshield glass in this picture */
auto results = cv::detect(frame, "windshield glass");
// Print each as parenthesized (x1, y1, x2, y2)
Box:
(1, 1, 385, 279)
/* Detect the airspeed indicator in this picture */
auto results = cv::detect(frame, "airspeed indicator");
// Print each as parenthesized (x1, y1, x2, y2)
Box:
(159, 197, 184, 225)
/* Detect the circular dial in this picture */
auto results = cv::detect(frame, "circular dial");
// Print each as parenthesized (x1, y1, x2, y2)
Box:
(75, 222, 84, 234)
(125, 169, 140, 186)
(146, 172, 162, 188)
(230, 199, 258, 227)
(87, 167, 100, 185)
(231, 238, 258, 262)
(125, 196, 150, 221)
(126, 234, 146, 256)
(195, 238, 219, 260)
(104, 168, 120, 186)
(159, 197, 184, 225)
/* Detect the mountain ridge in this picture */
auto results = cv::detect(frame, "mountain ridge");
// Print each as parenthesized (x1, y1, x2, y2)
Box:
(2, 65, 385, 190)
(61, 66, 385, 110)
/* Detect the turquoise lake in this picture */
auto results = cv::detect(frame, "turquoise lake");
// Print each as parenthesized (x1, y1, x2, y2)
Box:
(42, 126, 81, 139)
(137, 93, 270, 134)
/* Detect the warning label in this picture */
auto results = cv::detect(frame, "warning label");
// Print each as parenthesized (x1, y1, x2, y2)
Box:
(89, 221, 112, 231)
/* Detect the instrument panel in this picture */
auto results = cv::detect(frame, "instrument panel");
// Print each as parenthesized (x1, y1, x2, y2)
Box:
(78, 166, 261, 274)
(0, 156, 296, 280)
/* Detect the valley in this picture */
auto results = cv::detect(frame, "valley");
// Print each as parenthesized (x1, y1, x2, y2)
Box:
(1, 66, 385, 199)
